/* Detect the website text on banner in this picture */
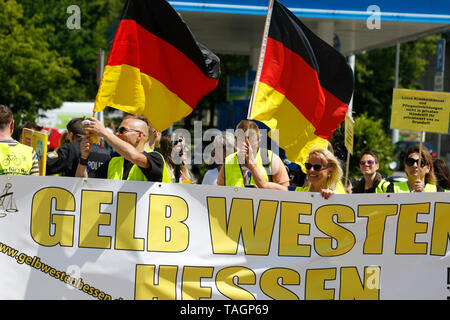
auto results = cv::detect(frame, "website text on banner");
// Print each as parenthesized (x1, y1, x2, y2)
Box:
(0, 176, 449, 300)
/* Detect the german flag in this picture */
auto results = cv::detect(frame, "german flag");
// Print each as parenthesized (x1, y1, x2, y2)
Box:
(248, 0, 354, 168)
(94, 0, 220, 132)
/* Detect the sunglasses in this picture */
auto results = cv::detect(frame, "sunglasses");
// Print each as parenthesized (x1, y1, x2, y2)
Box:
(360, 160, 375, 165)
(305, 163, 329, 171)
(405, 157, 427, 168)
(117, 126, 142, 135)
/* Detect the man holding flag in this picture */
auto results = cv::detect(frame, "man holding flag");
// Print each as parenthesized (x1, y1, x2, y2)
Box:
(248, 0, 354, 174)
(76, 115, 164, 181)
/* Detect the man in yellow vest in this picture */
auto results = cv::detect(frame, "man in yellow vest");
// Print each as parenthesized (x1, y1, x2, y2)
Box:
(0, 105, 39, 176)
(217, 120, 289, 188)
(75, 115, 163, 182)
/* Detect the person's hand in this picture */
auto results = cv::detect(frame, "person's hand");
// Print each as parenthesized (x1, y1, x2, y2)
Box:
(82, 117, 107, 138)
(321, 188, 334, 199)
(243, 141, 255, 166)
(412, 179, 425, 192)
(236, 138, 246, 165)
(243, 137, 258, 166)
(80, 136, 92, 159)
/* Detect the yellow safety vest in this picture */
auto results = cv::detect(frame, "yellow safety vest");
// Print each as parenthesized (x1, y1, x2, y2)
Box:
(145, 148, 172, 183)
(224, 149, 272, 187)
(335, 181, 347, 194)
(107, 157, 148, 181)
(0, 143, 34, 175)
(392, 181, 437, 193)
(375, 179, 390, 193)
(295, 185, 347, 194)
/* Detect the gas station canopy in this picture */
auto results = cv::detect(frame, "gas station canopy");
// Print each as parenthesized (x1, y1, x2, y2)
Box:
(169, 0, 450, 61)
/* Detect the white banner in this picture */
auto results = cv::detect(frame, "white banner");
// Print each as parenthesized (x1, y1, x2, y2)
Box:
(0, 176, 449, 300)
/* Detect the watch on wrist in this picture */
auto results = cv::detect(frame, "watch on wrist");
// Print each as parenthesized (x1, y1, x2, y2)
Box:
(79, 157, 88, 166)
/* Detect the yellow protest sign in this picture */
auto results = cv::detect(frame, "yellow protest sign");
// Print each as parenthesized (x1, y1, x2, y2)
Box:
(390, 88, 450, 133)
(21, 128, 48, 176)
(345, 113, 354, 155)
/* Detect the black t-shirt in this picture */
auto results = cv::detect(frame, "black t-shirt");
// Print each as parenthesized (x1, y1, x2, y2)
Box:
(352, 173, 384, 193)
(46, 141, 112, 177)
(95, 151, 164, 182)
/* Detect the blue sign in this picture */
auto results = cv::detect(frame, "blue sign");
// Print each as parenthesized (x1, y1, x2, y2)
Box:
(170, 0, 450, 23)
(247, 70, 256, 97)
(436, 39, 446, 74)
(227, 76, 247, 102)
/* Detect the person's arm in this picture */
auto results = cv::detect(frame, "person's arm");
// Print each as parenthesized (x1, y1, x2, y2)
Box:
(245, 143, 287, 191)
(45, 145, 69, 175)
(270, 153, 290, 187)
(83, 117, 149, 168)
(216, 165, 225, 186)
(75, 137, 91, 178)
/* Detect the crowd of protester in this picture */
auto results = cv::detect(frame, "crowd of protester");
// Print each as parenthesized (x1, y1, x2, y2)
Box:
(1, 104, 449, 197)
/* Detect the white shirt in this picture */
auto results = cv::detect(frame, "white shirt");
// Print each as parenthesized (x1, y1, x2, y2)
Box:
(201, 168, 219, 185)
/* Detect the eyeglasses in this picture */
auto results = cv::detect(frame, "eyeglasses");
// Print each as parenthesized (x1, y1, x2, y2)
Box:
(405, 157, 427, 168)
(173, 138, 183, 146)
(305, 163, 329, 171)
(117, 126, 142, 135)
(360, 160, 375, 166)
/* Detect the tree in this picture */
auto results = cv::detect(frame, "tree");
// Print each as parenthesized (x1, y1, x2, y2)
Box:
(353, 35, 440, 132)
(330, 113, 396, 179)
(19, 0, 124, 101)
(0, 0, 78, 125)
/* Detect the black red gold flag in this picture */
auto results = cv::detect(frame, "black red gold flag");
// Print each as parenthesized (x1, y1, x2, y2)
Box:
(95, 0, 220, 131)
(248, 0, 354, 166)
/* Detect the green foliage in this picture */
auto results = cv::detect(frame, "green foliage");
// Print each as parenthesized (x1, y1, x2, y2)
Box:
(353, 35, 440, 132)
(0, 0, 126, 130)
(330, 113, 396, 178)
(0, 0, 78, 124)
(19, 0, 124, 100)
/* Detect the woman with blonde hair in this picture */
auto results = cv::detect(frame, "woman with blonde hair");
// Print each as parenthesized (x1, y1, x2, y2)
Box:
(294, 148, 345, 198)
(249, 147, 345, 199)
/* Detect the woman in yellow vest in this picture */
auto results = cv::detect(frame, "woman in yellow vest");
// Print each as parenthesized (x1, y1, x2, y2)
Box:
(216, 120, 289, 189)
(293, 148, 346, 199)
(386, 146, 444, 193)
(247, 147, 345, 199)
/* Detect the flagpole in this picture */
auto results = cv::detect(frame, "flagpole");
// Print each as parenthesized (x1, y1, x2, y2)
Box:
(247, 0, 275, 119)
(344, 150, 349, 185)
(418, 130, 424, 176)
